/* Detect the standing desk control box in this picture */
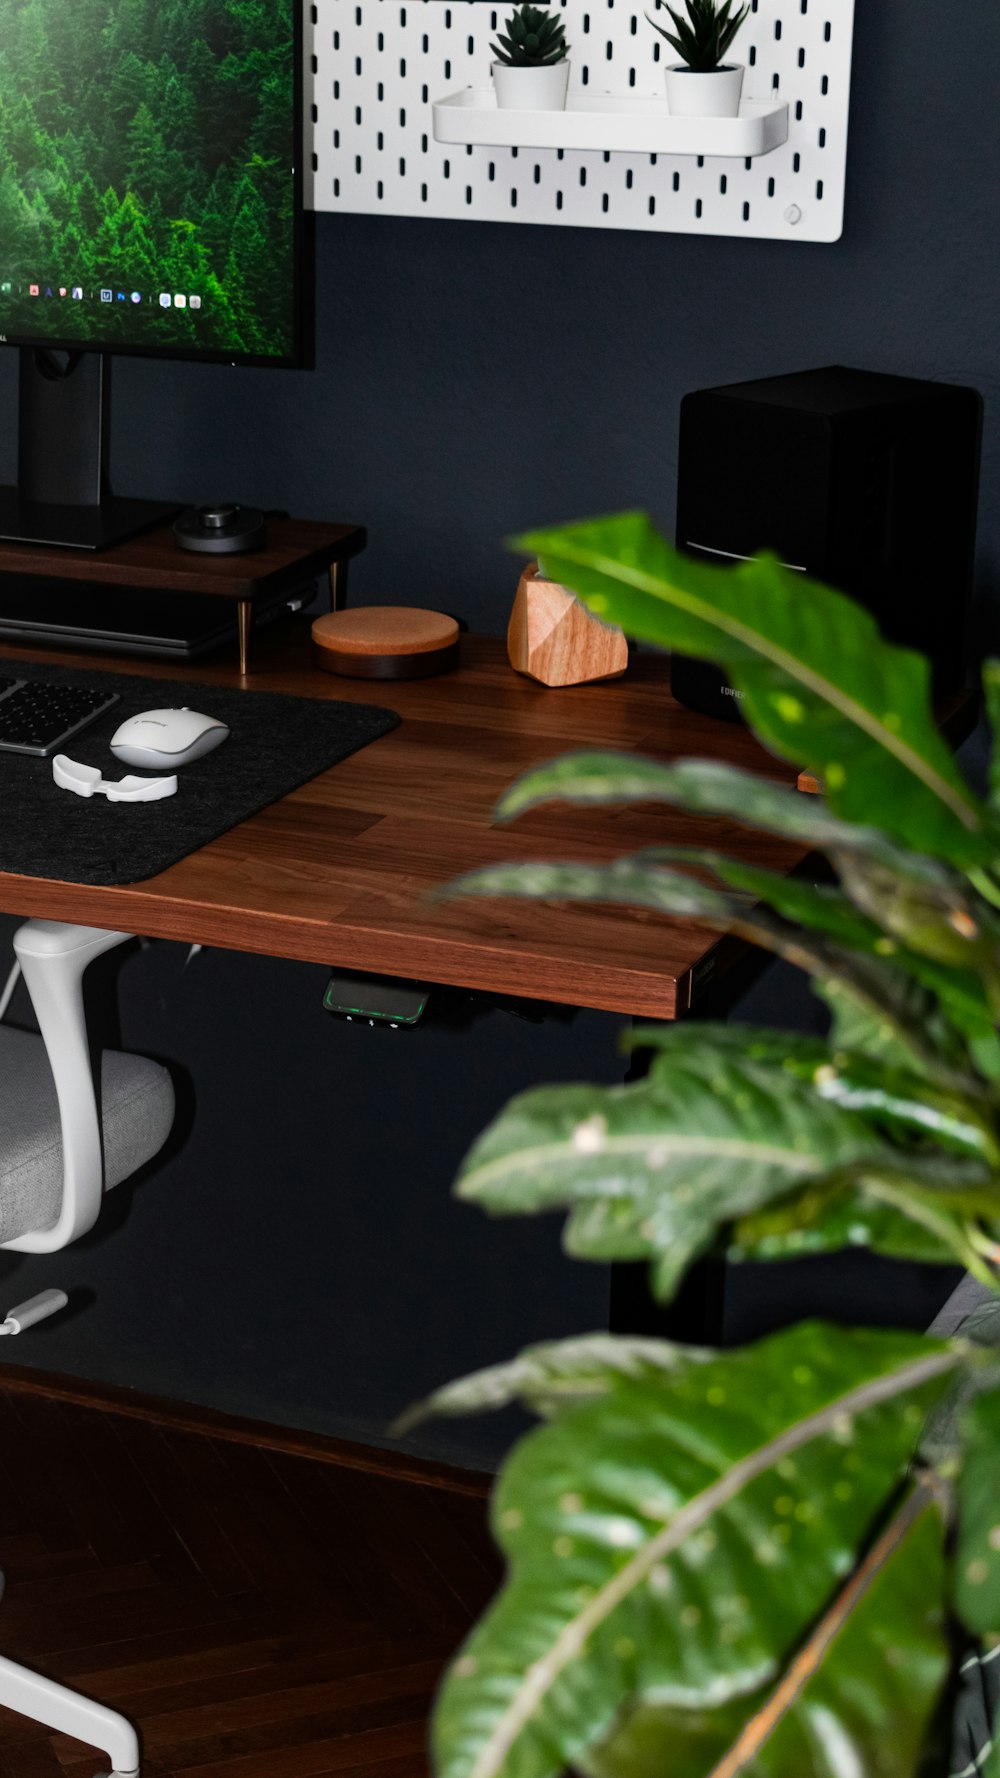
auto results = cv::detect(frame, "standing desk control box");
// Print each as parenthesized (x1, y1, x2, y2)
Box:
(671, 365, 983, 721)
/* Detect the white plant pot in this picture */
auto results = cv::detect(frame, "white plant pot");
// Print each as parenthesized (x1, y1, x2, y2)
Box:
(664, 63, 744, 117)
(492, 60, 571, 110)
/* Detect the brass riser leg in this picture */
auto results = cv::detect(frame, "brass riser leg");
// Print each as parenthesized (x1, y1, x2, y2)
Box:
(237, 600, 252, 676)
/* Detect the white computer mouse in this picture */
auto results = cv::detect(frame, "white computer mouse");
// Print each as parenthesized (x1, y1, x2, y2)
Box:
(110, 707, 230, 770)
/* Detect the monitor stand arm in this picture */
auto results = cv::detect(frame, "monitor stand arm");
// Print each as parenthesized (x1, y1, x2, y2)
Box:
(0, 348, 179, 551)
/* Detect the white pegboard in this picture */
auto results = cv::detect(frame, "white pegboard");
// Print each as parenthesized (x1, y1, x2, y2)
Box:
(306, 0, 855, 241)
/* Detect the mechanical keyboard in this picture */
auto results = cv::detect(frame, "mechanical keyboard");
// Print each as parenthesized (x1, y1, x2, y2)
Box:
(0, 677, 120, 757)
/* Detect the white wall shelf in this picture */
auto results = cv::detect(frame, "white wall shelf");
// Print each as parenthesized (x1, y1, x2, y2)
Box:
(308, 0, 855, 242)
(431, 90, 788, 157)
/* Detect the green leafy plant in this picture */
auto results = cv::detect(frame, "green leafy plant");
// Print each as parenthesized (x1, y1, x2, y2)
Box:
(491, 2, 569, 68)
(413, 513, 1000, 1778)
(646, 0, 750, 70)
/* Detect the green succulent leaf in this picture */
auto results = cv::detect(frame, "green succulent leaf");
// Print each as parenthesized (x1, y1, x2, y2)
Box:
(493, 2, 567, 65)
(397, 1331, 712, 1432)
(511, 514, 991, 869)
(581, 1486, 947, 1778)
(432, 1325, 957, 1778)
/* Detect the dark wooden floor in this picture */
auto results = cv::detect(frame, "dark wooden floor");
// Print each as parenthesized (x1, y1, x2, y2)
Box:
(0, 1384, 501, 1777)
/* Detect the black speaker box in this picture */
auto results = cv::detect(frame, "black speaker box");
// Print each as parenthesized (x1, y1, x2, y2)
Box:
(671, 365, 983, 722)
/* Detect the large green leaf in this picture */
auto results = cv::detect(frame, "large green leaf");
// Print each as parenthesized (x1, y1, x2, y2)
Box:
(444, 855, 981, 1088)
(397, 1332, 711, 1432)
(496, 752, 954, 890)
(581, 1485, 948, 1778)
(731, 1154, 1000, 1276)
(983, 659, 1000, 814)
(955, 1379, 1000, 1637)
(455, 1056, 893, 1297)
(631, 1024, 1000, 1163)
(432, 1325, 958, 1778)
(514, 514, 990, 868)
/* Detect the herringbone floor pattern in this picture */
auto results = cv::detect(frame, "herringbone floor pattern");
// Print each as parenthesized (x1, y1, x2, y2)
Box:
(0, 1385, 501, 1777)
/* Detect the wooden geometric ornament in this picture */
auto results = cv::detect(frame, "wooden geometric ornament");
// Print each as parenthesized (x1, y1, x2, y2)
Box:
(507, 564, 628, 687)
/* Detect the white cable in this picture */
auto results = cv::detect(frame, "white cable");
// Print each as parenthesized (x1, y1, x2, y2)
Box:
(0, 958, 21, 1022)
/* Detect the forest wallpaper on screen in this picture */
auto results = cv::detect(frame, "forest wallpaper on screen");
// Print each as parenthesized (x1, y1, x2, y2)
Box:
(0, 0, 297, 359)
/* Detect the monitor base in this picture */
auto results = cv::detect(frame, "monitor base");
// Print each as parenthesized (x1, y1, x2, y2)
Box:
(0, 489, 181, 551)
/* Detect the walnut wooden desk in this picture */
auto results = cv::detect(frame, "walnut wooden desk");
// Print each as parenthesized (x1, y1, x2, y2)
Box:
(0, 626, 809, 1019)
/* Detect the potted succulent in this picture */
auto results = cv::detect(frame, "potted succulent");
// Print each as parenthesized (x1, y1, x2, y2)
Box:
(647, 0, 750, 117)
(491, 2, 570, 112)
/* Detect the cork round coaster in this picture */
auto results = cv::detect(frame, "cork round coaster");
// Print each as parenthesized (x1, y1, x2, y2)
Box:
(311, 607, 461, 679)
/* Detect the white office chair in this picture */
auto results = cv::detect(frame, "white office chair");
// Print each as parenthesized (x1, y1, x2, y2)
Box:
(0, 920, 175, 1778)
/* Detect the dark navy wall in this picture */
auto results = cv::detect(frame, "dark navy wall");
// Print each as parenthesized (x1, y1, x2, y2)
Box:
(6, 0, 995, 633)
(0, 0, 996, 1466)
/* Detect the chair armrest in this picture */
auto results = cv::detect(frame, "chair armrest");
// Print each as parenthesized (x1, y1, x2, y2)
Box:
(2, 922, 133, 1254)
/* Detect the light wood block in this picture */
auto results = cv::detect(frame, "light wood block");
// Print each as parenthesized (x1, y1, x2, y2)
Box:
(507, 564, 628, 687)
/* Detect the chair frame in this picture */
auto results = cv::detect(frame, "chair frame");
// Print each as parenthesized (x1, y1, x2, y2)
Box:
(1, 919, 143, 1775)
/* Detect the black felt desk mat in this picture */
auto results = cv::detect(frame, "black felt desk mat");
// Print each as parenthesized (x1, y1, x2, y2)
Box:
(0, 661, 400, 885)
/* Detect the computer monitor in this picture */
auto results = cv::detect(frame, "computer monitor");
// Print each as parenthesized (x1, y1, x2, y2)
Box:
(0, 0, 302, 549)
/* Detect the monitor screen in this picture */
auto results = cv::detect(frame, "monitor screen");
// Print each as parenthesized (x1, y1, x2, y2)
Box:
(0, 0, 300, 366)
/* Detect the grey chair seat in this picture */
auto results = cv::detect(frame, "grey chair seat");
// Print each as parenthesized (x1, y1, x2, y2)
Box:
(0, 1027, 174, 1245)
